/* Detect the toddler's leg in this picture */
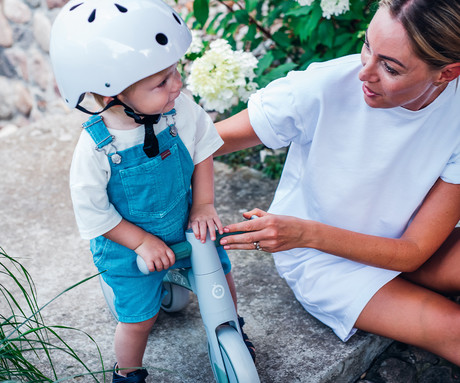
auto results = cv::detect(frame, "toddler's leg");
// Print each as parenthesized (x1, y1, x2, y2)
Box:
(114, 314, 158, 376)
(225, 272, 237, 310)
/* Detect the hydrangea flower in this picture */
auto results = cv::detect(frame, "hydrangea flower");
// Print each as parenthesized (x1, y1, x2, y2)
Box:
(186, 30, 205, 56)
(187, 39, 258, 113)
(297, 0, 350, 19)
(320, 0, 350, 18)
(297, 0, 315, 6)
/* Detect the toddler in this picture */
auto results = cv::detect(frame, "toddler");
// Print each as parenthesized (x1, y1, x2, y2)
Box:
(50, 0, 254, 381)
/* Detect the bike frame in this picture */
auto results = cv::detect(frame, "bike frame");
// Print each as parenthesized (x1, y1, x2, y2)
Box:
(100, 229, 259, 383)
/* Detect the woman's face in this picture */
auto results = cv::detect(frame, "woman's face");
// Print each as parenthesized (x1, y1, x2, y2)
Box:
(359, 7, 444, 111)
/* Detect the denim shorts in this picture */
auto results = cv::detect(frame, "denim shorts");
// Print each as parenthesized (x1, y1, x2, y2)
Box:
(93, 238, 231, 323)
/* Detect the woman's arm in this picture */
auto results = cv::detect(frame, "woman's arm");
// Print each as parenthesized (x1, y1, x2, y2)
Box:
(214, 109, 262, 156)
(220, 178, 460, 272)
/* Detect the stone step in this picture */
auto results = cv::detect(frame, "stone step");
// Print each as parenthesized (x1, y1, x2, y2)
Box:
(0, 110, 391, 382)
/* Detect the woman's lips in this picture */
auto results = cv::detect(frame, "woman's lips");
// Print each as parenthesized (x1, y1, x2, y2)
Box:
(362, 83, 379, 97)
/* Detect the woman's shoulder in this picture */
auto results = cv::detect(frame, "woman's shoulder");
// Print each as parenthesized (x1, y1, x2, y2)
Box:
(287, 54, 362, 85)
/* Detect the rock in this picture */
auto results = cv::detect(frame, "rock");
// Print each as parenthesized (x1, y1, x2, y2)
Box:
(4, 0, 32, 24)
(33, 12, 51, 53)
(0, 8, 13, 47)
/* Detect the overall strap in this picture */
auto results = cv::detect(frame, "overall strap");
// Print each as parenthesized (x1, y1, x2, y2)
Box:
(82, 115, 113, 149)
(82, 115, 122, 164)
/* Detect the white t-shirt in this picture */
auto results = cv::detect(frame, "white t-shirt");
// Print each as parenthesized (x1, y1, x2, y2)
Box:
(248, 54, 460, 341)
(70, 92, 223, 240)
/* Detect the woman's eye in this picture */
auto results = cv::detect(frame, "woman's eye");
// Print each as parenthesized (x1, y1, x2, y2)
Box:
(383, 62, 399, 76)
(363, 38, 370, 50)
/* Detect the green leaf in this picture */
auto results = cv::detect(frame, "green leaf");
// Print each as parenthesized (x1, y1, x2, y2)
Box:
(318, 20, 334, 48)
(234, 9, 249, 24)
(272, 29, 291, 48)
(242, 23, 257, 43)
(245, 0, 258, 13)
(258, 62, 298, 87)
(286, 5, 313, 17)
(255, 51, 274, 76)
(299, 5, 322, 42)
(193, 0, 209, 27)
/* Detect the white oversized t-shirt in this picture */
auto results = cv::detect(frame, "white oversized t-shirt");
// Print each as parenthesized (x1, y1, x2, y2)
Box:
(248, 54, 460, 341)
(70, 92, 223, 240)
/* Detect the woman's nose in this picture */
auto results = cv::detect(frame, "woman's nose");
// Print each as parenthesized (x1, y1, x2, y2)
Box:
(359, 54, 378, 83)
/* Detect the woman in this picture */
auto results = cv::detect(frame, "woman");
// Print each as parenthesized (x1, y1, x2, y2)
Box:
(216, 0, 460, 365)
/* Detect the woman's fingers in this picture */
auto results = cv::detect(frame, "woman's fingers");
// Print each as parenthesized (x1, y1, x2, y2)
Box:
(242, 208, 268, 220)
(223, 210, 268, 235)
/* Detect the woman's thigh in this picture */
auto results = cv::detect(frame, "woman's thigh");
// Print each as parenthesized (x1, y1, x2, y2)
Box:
(355, 276, 460, 365)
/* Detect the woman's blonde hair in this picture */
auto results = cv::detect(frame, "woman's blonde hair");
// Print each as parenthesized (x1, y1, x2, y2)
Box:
(379, 0, 460, 68)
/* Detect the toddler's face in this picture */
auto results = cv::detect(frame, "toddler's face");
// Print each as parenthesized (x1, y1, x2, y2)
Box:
(119, 64, 182, 115)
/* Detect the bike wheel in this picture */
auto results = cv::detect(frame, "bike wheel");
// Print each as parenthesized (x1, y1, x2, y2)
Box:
(213, 325, 260, 383)
(99, 275, 118, 320)
(161, 282, 190, 312)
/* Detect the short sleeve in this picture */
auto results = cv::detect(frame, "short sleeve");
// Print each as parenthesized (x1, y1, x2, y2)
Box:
(248, 68, 321, 149)
(441, 142, 460, 184)
(175, 93, 223, 165)
(69, 131, 122, 239)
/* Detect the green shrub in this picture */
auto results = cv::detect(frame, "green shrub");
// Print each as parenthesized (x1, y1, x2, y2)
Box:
(0, 249, 106, 382)
(182, 0, 377, 178)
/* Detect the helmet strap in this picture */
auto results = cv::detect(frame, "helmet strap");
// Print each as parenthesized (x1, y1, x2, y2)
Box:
(76, 96, 161, 158)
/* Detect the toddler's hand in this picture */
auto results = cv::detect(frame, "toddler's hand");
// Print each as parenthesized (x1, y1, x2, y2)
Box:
(188, 203, 223, 243)
(134, 234, 175, 272)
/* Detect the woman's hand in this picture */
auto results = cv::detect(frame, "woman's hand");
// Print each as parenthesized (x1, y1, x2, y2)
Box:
(220, 208, 309, 252)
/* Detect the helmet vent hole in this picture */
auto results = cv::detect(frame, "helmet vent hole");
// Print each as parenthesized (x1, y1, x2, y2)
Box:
(173, 13, 181, 24)
(114, 4, 127, 13)
(88, 9, 96, 22)
(156, 33, 168, 45)
(69, 2, 83, 11)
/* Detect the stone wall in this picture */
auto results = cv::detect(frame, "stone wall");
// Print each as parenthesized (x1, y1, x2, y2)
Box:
(0, 0, 190, 136)
(0, 0, 70, 134)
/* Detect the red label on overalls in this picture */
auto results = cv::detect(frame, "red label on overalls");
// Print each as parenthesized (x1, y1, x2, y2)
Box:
(160, 149, 171, 160)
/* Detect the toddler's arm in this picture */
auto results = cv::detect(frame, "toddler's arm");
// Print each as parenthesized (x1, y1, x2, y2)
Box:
(104, 219, 175, 272)
(189, 155, 223, 243)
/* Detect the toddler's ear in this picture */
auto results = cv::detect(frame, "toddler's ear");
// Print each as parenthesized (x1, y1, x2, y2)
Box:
(103, 96, 115, 105)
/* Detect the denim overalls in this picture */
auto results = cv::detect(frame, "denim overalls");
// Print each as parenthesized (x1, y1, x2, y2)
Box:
(82, 110, 231, 323)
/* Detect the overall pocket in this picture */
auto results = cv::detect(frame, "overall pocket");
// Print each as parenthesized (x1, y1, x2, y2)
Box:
(120, 143, 187, 218)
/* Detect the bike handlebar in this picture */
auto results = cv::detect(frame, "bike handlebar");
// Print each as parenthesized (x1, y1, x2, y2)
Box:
(136, 230, 246, 275)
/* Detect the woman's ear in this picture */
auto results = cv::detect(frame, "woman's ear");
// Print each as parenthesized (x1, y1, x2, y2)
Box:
(438, 63, 460, 83)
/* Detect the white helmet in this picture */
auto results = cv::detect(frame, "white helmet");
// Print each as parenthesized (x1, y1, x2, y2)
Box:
(50, 0, 191, 108)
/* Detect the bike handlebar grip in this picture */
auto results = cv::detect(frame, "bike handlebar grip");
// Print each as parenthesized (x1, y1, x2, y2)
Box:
(214, 231, 246, 247)
(170, 241, 192, 260)
(136, 255, 150, 275)
(136, 241, 192, 275)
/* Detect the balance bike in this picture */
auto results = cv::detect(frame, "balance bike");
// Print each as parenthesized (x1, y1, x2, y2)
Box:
(99, 229, 260, 383)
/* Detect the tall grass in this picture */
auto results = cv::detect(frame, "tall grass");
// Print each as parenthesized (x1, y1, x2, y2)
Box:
(0, 248, 107, 382)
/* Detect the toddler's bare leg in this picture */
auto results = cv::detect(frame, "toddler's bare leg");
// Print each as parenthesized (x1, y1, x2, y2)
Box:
(114, 314, 158, 376)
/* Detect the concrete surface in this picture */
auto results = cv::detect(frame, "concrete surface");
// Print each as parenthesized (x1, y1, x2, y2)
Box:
(0, 110, 392, 382)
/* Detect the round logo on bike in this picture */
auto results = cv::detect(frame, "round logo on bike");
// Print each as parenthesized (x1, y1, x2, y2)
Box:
(212, 283, 225, 299)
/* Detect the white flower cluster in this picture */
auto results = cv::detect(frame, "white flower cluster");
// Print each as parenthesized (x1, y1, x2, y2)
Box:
(297, 0, 350, 19)
(186, 30, 204, 55)
(186, 39, 258, 113)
